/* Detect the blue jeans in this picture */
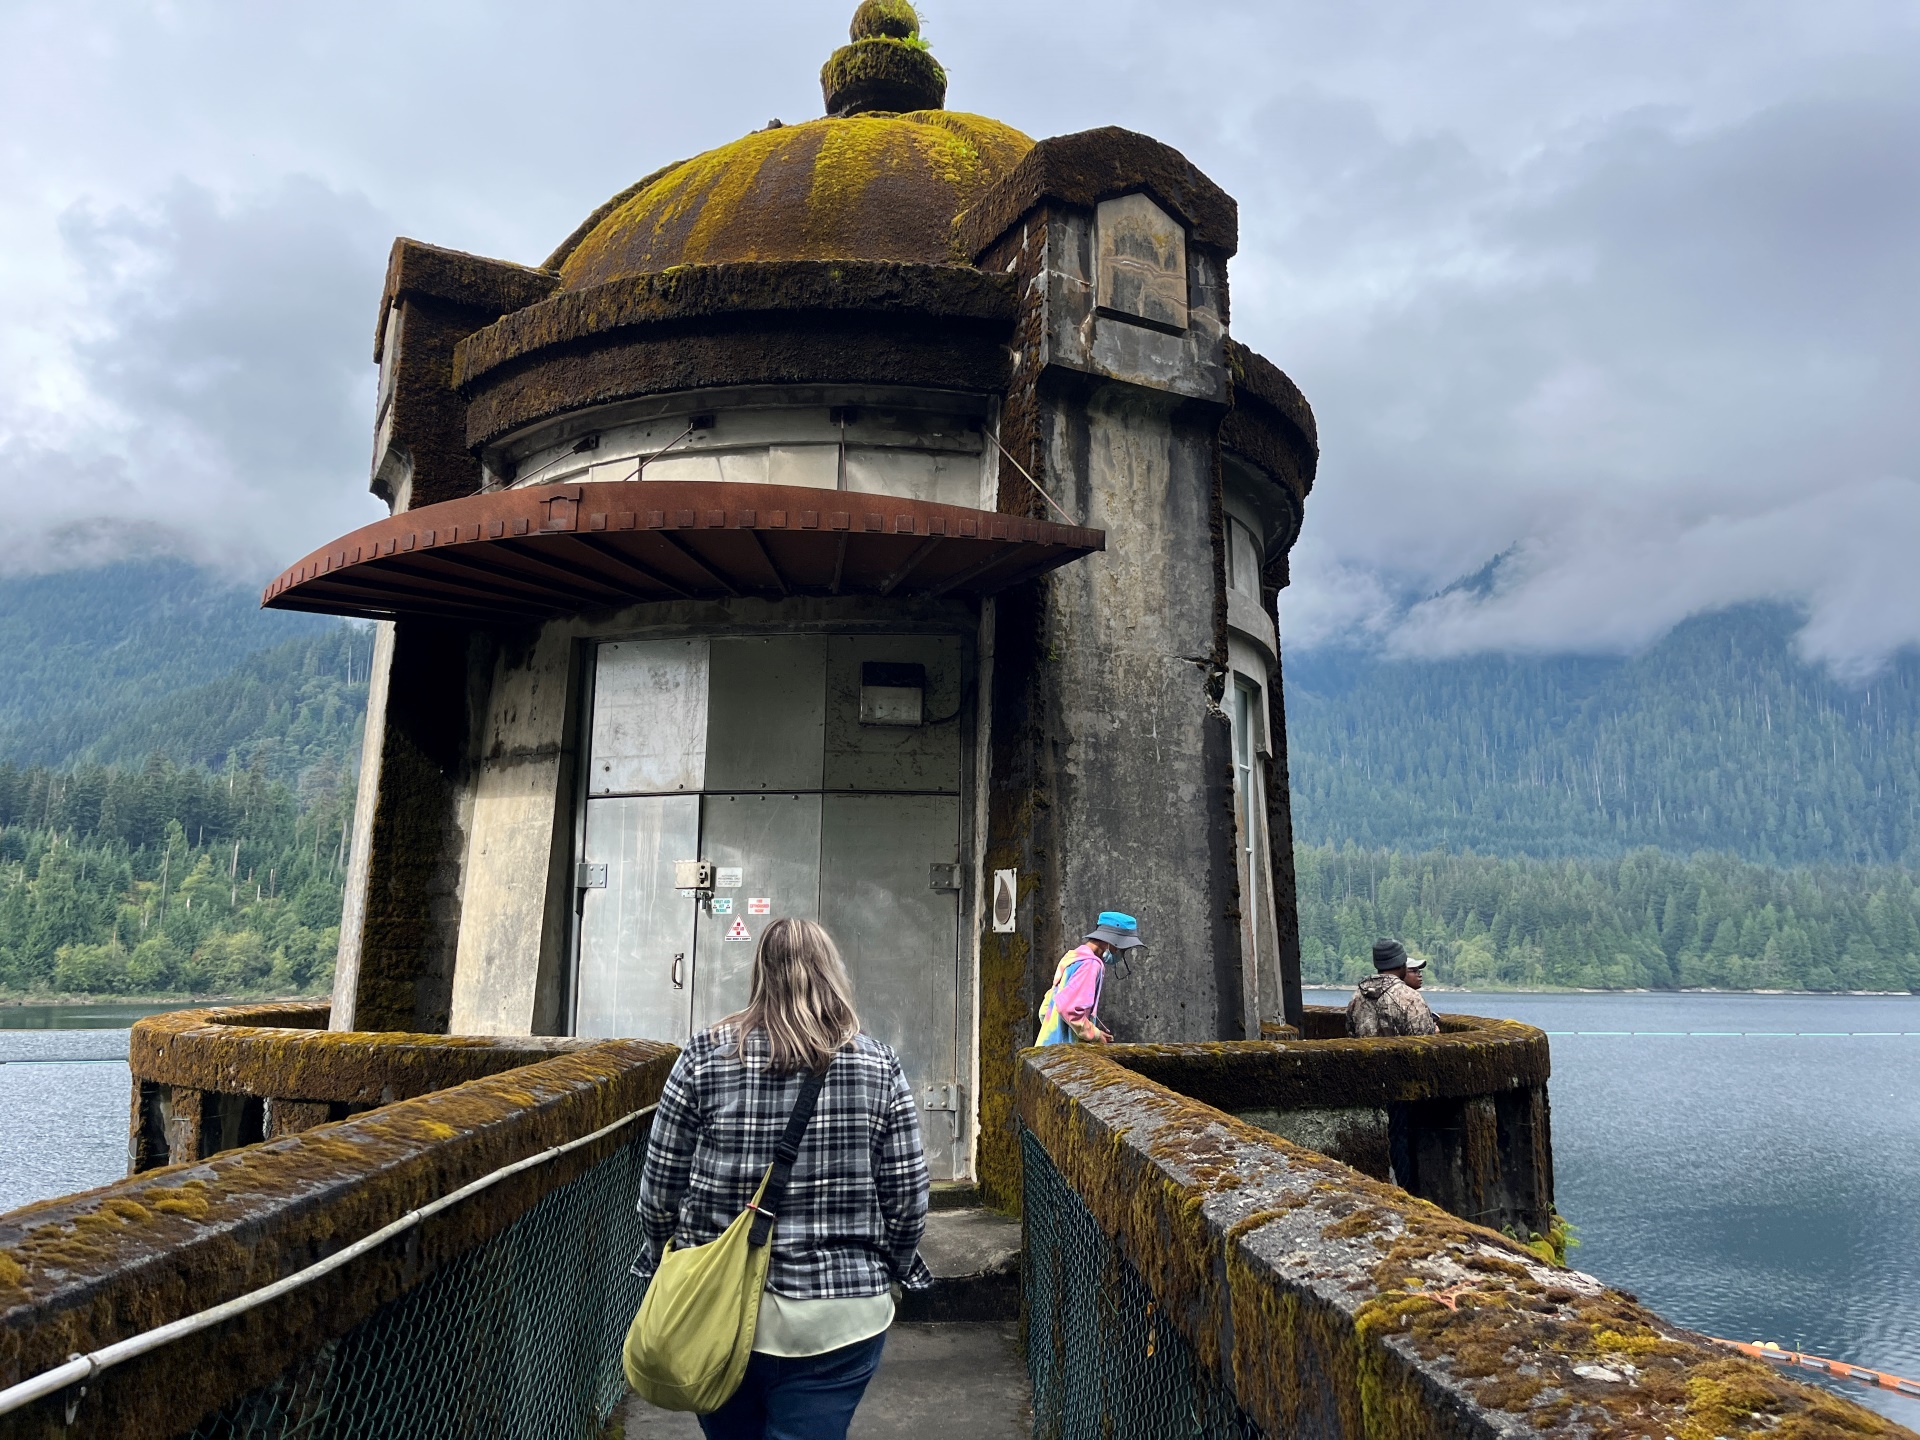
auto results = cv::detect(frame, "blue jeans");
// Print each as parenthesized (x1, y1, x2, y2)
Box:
(696, 1333, 887, 1440)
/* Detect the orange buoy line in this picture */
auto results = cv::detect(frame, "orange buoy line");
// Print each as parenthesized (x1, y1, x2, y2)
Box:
(1707, 1338, 1920, 1399)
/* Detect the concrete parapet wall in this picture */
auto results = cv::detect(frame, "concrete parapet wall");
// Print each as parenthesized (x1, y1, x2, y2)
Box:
(1017, 1044, 1907, 1440)
(1113, 1011, 1554, 1236)
(126, 1002, 605, 1170)
(1, 1028, 674, 1440)
(1115, 1011, 1549, 1110)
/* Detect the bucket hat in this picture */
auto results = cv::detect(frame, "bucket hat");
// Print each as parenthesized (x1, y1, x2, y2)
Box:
(1085, 911, 1145, 950)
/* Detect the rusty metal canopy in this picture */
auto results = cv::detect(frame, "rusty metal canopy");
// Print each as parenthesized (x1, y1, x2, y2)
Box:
(262, 481, 1104, 624)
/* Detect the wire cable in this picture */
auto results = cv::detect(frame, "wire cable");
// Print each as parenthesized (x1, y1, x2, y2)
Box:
(0, 1102, 657, 1421)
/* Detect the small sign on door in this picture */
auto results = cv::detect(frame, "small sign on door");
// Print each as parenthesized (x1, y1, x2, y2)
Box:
(747, 898, 772, 915)
(725, 918, 752, 942)
(710, 898, 733, 914)
(717, 867, 743, 889)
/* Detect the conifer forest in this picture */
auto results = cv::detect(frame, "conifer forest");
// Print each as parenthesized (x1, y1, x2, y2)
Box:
(1, 565, 1917, 996)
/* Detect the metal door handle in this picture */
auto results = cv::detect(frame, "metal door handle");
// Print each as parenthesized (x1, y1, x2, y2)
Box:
(671, 952, 685, 990)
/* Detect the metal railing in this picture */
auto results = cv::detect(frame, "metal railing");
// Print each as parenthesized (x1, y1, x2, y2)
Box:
(181, 1113, 651, 1440)
(0, 1023, 675, 1440)
(1022, 1130, 1261, 1440)
(1, 1107, 653, 1432)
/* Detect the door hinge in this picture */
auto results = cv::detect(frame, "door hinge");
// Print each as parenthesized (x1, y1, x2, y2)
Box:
(928, 863, 962, 891)
(923, 1082, 960, 1112)
(576, 862, 607, 890)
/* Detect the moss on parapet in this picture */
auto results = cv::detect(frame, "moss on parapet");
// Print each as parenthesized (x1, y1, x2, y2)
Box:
(0, 1034, 675, 1440)
(455, 259, 1017, 391)
(130, 1003, 598, 1106)
(1106, 1011, 1550, 1114)
(952, 125, 1240, 262)
(1017, 1045, 1909, 1440)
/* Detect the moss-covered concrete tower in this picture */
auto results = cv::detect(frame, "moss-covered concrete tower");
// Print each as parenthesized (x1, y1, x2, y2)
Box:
(267, 3, 1317, 1204)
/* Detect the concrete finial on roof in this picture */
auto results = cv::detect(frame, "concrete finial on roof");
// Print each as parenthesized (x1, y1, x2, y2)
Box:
(822, 2, 947, 117)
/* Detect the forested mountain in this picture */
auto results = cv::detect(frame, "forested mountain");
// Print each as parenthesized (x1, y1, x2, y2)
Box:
(0, 562, 366, 997)
(0, 760, 350, 996)
(1285, 605, 1920, 867)
(3, 566, 1918, 995)
(0, 562, 368, 786)
(1296, 843, 1920, 993)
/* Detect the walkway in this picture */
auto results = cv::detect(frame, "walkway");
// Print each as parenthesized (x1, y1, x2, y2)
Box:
(612, 1322, 1031, 1438)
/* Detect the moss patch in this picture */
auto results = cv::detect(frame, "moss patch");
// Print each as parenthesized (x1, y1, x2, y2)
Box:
(1, 1035, 675, 1440)
(1018, 1044, 1910, 1440)
(555, 115, 1030, 291)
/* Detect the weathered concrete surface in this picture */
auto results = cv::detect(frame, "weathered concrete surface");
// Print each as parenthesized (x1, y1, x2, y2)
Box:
(611, 1322, 1029, 1439)
(2, 1038, 674, 1440)
(127, 1003, 602, 1168)
(1018, 1043, 1910, 1440)
(330, 617, 482, 1033)
(896, 1207, 1020, 1322)
(448, 621, 582, 1036)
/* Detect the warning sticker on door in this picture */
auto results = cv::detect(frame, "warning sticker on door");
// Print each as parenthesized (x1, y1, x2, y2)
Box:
(747, 898, 772, 915)
(710, 898, 733, 915)
(716, 867, 743, 889)
(725, 918, 752, 942)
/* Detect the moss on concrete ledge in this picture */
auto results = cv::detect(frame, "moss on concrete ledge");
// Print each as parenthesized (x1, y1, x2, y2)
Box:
(1106, 1012, 1549, 1114)
(375, 238, 558, 363)
(953, 126, 1240, 262)
(130, 1004, 597, 1106)
(1016, 1045, 1907, 1440)
(453, 259, 1017, 390)
(1, 1036, 675, 1440)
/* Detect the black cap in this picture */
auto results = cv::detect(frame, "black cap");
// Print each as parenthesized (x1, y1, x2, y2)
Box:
(1372, 938, 1409, 972)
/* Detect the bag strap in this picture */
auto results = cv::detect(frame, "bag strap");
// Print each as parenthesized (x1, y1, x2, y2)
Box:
(747, 1064, 829, 1248)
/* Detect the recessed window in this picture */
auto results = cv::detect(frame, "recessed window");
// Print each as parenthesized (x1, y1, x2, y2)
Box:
(1095, 194, 1189, 333)
(1227, 518, 1262, 600)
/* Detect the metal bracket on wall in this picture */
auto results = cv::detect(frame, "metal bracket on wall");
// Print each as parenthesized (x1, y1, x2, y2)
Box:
(923, 1082, 963, 1141)
(928, 863, 962, 891)
(575, 863, 607, 890)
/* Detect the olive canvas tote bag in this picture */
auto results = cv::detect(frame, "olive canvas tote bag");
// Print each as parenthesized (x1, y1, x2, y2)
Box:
(622, 1067, 828, 1413)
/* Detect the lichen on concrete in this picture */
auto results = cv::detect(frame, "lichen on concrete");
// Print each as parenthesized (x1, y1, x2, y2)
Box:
(1, 1034, 676, 1440)
(1017, 1044, 1907, 1440)
(553, 115, 1031, 292)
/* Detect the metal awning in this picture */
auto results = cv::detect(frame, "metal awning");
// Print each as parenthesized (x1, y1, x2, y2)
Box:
(262, 480, 1104, 623)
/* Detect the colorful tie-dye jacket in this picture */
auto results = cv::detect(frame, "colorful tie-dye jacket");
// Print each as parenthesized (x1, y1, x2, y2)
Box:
(1034, 944, 1109, 1046)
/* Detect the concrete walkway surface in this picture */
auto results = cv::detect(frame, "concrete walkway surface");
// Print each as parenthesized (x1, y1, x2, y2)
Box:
(612, 1322, 1030, 1439)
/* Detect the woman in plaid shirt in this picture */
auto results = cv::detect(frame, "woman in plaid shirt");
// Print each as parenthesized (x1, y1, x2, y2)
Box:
(634, 918, 931, 1439)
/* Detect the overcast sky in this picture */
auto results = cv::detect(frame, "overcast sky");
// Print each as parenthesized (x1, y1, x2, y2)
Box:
(2, 0, 1916, 674)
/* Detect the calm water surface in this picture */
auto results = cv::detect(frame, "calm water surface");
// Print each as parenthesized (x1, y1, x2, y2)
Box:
(1312, 988, 1920, 1427)
(5, 996, 1918, 1426)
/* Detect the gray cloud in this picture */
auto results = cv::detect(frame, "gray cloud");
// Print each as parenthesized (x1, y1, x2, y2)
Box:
(1249, 78, 1920, 675)
(0, 178, 389, 578)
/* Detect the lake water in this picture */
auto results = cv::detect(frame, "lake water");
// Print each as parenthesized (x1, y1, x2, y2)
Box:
(5, 995, 1918, 1427)
(1308, 988, 1920, 1427)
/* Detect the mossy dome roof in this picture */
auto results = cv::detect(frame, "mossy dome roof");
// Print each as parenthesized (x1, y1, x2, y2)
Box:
(556, 110, 1033, 291)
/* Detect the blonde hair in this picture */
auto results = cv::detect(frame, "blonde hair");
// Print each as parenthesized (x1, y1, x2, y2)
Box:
(723, 918, 860, 1074)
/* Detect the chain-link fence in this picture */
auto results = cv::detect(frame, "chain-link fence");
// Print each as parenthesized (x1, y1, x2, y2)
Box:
(184, 1128, 648, 1440)
(1022, 1128, 1263, 1440)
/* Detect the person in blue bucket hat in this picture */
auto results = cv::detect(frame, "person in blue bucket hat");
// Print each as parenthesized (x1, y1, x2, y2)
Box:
(1033, 911, 1144, 1046)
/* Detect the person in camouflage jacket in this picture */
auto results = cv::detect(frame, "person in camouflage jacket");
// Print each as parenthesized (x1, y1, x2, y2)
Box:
(1346, 938, 1438, 1038)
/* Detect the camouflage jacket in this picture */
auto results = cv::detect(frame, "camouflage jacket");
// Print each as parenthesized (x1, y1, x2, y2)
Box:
(1346, 974, 1439, 1038)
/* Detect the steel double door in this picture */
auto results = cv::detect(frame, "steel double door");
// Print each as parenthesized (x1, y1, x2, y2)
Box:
(572, 634, 967, 1176)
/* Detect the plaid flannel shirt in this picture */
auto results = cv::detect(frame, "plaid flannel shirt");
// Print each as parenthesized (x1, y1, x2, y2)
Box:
(633, 1024, 933, 1297)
